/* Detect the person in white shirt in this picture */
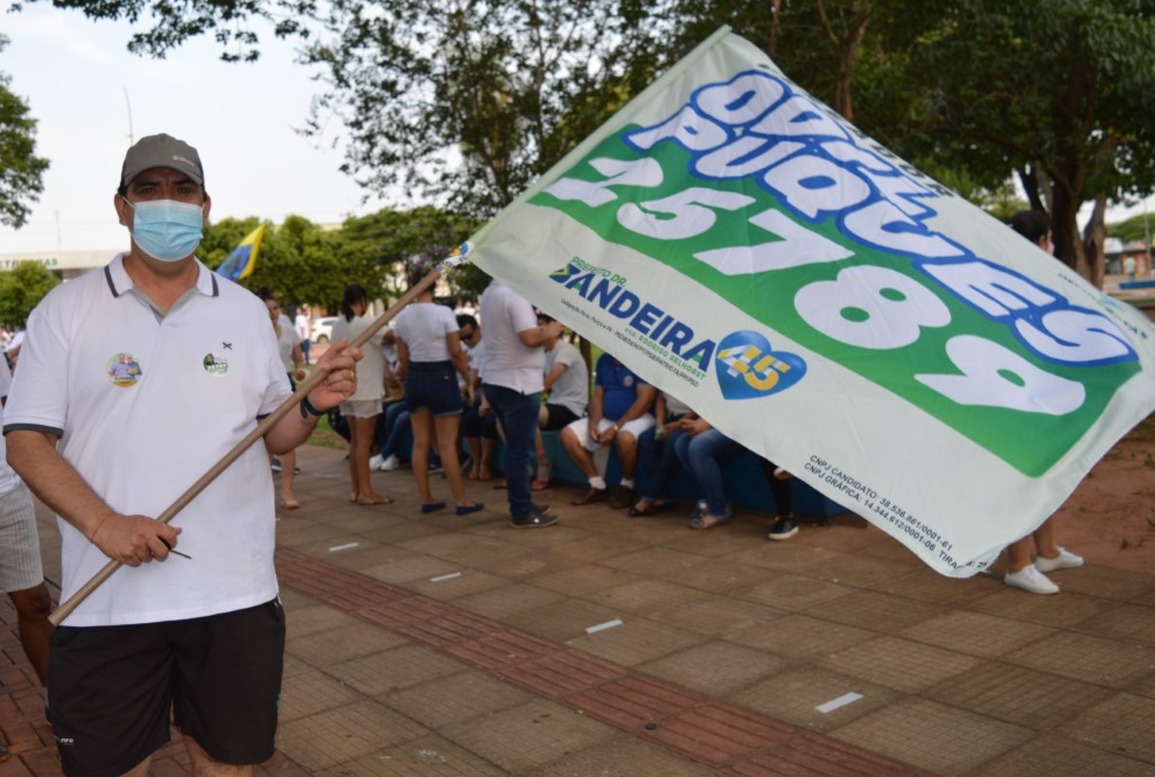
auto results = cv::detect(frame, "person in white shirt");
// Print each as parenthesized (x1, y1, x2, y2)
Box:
(3, 133, 361, 777)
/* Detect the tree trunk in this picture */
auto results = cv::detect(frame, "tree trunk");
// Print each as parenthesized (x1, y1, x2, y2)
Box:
(1082, 193, 1108, 289)
(1050, 184, 1085, 277)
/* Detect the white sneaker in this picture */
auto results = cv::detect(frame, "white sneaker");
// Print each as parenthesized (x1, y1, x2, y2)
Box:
(1004, 565, 1060, 595)
(1034, 547, 1084, 573)
(381, 454, 401, 471)
(369, 454, 385, 471)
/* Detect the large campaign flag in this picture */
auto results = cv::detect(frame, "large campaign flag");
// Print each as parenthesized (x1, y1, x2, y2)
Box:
(215, 223, 266, 281)
(464, 27, 1155, 576)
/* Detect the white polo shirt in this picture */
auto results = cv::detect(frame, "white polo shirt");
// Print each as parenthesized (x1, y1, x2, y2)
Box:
(479, 280, 545, 394)
(3, 253, 290, 627)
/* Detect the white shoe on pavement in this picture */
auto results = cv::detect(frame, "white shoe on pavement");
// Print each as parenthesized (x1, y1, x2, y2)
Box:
(1004, 565, 1060, 595)
(1034, 547, 1084, 573)
(380, 454, 401, 471)
(369, 454, 384, 471)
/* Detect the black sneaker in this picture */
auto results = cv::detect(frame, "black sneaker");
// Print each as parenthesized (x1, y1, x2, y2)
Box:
(571, 486, 608, 505)
(608, 485, 635, 510)
(511, 509, 559, 528)
(768, 517, 799, 541)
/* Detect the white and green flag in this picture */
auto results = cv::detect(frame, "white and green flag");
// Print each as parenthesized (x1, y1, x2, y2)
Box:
(466, 27, 1155, 576)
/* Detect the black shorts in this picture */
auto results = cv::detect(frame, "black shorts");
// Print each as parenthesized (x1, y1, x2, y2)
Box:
(541, 403, 580, 431)
(404, 361, 463, 416)
(49, 599, 286, 777)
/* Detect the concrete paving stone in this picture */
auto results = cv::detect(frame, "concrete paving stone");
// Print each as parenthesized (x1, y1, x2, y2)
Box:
(650, 595, 786, 638)
(662, 526, 782, 560)
(564, 616, 708, 667)
(728, 613, 876, 658)
(320, 543, 426, 575)
(729, 541, 845, 574)
(469, 551, 584, 582)
(274, 522, 350, 548)
(867, 569, 993, 606)
(806, 591, 943, 633)
(286, 601, 373, 639)
(600, 547, 709, 579)
(441, 697, 616, 774)
(1131, 671, 1155, 701)
(1058, 692, 1155, 764)
(279, 667, 364, 722)
(1003, 631, 1155, 688)
(291, 535, 388, 562)
(445, 629, 560, 672)
(397, 532, 531, 568)
(967, 588, 1111, 628)
(524, 732, 718, 776)
(566, 672, 708, 730)
(821, 636, 978, 694)
(451, 582, 568, 620)
(733, 731, 935, 777)
(791, 524, 890, 552)
(1041, 565, 1155, 601)
(11, 746, 63, 777)
(962, 733, 1155, 777)
(358, 608, 501, 650)
(799, 553, 918, 589)
(401, 568, 511, 602)
(737, 573, 854, 612)
(356, 519, 449, 546)
(358, 554, 465, 585)
(547, 534, 650, 564)
(314, 733, 509, 776)
(1074, 604, 1155, 646)
(731, 667, 901, 734)
(286, 621, 409, 666)
(924, 661, 1117, 731)
(529, 564, 645, 596)
(899, 611, 1056, 659)
(666, 558, 787, 595)
(591, 578, 712, 615)
(831, 698, 1033, 777)
(854, 535, 928, 565)
(644, 701, 796, 767)
(276, 699, 431, 771)
(385, 670, 535, 729)
(505, 596, 623, 642)
(326, 510, 408, 535)
(332, 644, 465, 697)
(1130, 586, 1155, 607)
(639, 641, 785, 696)
(465, 522, 592, 549)
(496, 647, 630, 698)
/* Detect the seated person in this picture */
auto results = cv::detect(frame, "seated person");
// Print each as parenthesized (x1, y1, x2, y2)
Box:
(629, 391, 694, 517)
(562, 353, 655, 508)
(759, 458, 799, 540)
(534, 313, 588, 488)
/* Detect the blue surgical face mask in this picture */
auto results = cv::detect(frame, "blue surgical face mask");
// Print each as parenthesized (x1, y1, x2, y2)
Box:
(125, 199, 205, 262)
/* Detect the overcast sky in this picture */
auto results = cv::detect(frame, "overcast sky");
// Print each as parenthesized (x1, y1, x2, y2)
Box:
(1, 1, 382, 255)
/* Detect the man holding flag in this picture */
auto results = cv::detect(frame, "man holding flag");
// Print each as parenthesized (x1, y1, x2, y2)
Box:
(4, 133, 361, 777)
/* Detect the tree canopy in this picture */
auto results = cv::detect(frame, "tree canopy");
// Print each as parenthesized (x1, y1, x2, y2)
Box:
(0, 260, 58, 328)
(0, 35, 49, 229)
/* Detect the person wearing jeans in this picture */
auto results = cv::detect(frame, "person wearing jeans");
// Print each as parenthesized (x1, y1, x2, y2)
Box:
(674, 420, 746, 529)
(478, 278, 564, 528)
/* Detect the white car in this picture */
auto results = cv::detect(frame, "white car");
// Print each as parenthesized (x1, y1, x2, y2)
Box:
(311, 316, 338, 344)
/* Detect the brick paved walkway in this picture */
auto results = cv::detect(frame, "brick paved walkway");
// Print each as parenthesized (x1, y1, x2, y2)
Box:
(2, 444, 1153, 776)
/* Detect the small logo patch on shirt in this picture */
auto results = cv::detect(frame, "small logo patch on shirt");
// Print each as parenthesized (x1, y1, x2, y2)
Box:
(106, 353, 143, 387)
(203, 353, 229, 375)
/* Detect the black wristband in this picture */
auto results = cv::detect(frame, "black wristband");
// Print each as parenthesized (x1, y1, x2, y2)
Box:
(299, 394, 325, 419)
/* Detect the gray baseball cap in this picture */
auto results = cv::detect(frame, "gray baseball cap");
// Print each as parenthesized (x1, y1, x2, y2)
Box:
(120, 133, 204, 187)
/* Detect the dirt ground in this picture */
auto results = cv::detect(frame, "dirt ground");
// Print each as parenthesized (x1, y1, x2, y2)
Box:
(1041, 411, 1155, 575)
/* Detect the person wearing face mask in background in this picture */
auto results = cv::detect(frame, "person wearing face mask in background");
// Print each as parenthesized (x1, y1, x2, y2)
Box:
(1000, 210, 1084, 595)
(3, 134, 362, 777)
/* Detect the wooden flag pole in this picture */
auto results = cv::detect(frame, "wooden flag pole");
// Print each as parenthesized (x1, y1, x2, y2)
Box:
(49, 267, 446, 625)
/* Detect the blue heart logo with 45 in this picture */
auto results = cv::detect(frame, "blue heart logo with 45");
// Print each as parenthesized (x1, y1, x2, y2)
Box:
(715, 331, 807, 400)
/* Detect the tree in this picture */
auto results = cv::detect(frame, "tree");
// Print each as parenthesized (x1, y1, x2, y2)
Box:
(896, 0, 1155, 286)
(302, 0, 663, 217)
(0, 261, 59, 328)
(0, 35, 49, 228)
